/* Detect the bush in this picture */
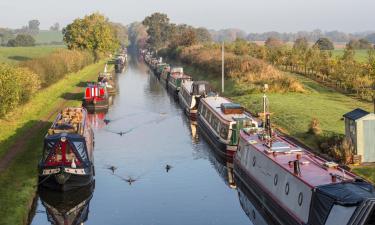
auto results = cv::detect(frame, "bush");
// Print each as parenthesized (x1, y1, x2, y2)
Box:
(0, 64, 40, 117)
(21, 49, 94, 87)
(308, 118, 322, 135)
(7, 34, 35, 47)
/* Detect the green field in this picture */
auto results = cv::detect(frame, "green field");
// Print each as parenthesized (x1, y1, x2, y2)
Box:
(34, 30, 63, 44)
(0, 45, 63, 64)
(331, 49, 369, 62)
(0, 61, 107, 225)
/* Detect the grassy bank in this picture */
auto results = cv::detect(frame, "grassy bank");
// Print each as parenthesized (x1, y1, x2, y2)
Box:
(0, 61, 106, 225)
(0, 45, 63, 64)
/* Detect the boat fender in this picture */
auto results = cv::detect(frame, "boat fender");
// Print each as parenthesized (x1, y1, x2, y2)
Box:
(71, 158, 76, 169)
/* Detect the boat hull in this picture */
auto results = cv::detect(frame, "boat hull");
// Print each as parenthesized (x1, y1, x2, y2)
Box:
(82, 99, 109, 111)
(234, 157, 301, 225)
(39, 169, 94, 192)
(197, 115, 236, 159)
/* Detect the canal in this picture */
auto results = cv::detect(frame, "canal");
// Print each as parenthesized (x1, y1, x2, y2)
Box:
(30, 58, 257, 225)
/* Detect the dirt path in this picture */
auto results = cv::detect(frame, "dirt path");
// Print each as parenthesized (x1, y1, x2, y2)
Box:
(0, 88, 78, 173)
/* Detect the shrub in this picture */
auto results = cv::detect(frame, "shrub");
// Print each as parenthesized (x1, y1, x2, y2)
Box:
(21, 49, 94, 87)
(308, 118, 322, 135)
(7, 34, 35, 47)
(0, 64, 40, 117)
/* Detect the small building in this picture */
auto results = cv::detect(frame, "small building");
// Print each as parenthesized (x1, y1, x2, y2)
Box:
(343, 108, 375, 163)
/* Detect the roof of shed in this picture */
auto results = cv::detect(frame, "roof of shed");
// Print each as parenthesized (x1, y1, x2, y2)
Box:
(343, 108, 370, 121)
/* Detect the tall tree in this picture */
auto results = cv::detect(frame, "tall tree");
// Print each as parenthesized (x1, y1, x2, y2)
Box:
(28, 19, 40, 34)
(63, 13, 120, 60)
(49, 22, 60, 31)
(142, 13, 171, 50)
(128, 22, 148, 49)
(314, 38, 334, 50)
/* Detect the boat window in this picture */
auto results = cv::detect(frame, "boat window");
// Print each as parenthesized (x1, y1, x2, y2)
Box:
(73, 141, 88, 162)
(285, 183, 290, 195)
(298, 192, 303, 206)
(365, 206, 375, 225)
(198, 84, 206, 94)
(220, 124, 229, 139)
(212, 118, 219, 131)
(252, 156, 256, 167)
(274, 174, 278, 186)
(44, 141, 56, 160)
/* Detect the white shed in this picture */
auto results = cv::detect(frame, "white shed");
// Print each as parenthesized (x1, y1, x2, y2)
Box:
(343, 108, 375, 163)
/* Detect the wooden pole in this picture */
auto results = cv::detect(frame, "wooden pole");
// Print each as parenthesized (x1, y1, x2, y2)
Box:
(222, 42, 224, 93)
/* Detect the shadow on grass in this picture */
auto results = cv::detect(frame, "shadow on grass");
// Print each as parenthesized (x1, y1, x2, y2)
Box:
(0, 120, 52, 225)
(60, 92, 83, 101)
(76, 81, 90, 88)
(7, 56, 32, 62)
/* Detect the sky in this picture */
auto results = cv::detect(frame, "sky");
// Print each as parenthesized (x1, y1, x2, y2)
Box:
(0, 0, 374, 33)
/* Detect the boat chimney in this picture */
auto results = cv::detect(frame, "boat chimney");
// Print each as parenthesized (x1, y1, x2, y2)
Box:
(293, 160, 301, 176)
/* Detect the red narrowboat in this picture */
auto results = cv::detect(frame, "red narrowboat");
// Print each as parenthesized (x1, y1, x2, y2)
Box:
(82, 83, 109, 111)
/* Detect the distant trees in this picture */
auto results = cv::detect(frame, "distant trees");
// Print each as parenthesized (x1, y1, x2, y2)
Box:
(128, 22, 148, 49)
(110, 22, 129, 48)
(314, 38, 334, 50)
(49, 22, 60, 31)
(0, 28, 15, 46)
(346, 39, 372, 50)
(142, 13, 171, 50)
(293, 37, 309, 51)
(7, 34, 35, 47)
(28, 19, 40, 34)
(265, 37, 283, 48)
(63, 13, 120, 60)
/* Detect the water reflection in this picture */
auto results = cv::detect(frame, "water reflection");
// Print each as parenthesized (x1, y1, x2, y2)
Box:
(38, 183, 95, 225)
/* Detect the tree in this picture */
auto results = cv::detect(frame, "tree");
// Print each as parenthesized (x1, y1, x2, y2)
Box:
(28, 19, 40, 34)
(265, 37, 283, 48)
(63, 13, 120, 61)
(314, 37, 334, 50)
(359, 39, 372, 49)
(142, 13, 171, 50)
(195, 27, 212, 43)
(50, 23, 60, 31)
(110, 22, 129, 47)
(293, 37, 308, 51)
(7, 34, 35, 47)
(346, 39, 360, 50)
(128, 22, 148, 49)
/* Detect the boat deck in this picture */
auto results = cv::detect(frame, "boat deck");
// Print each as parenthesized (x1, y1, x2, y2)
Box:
(202, 96, 251, 122)
(240, 129, 357, 188)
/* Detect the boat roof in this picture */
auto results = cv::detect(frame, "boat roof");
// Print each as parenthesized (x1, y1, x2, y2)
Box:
(343, 108, 369, 121)
(170, 73, 191, 79)
(181, 80, 194, 92)
(47, 107, 87, 136)
(201, 96, 251, 122)
(240, 129, 358, 188)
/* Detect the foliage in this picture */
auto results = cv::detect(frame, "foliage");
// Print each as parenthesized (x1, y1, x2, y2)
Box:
(347, 38, 372, 50)
(308, 118, 322, 135)
(0, 28, 15, 46)
(110, 22, 129, 48)
(7, 34, 35, 47)
(0, 64, 40, 117)
(22, 49, 94, 87)
(142, 13, 171, 50)
(265, 37, 283, 48)
(28, 19, 40, 34)
(49, 22, 60, 31)
(293, 37, 309, 51)
(63, 12, 119, 60)
(314, 37, 334, 50)
(128, 22, 148, 49)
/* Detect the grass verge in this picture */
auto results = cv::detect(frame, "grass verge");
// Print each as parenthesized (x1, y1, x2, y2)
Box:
(0, 61, 106, 225)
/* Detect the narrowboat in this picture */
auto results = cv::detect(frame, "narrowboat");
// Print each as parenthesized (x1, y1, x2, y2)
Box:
(234, 97, 375, 225)
(114, 53, 126, 73)
(38, 107, 95, 191)
(167, 68, 191, 97)
(155, 63, 169, 78)
(38, 182, 94, 225)
(98, 71, 117, 95)
(178, 81, 213, 119)
(197, 96, 258, 158)
(82, 83, 109, 111)
(160, 65, 171, 86)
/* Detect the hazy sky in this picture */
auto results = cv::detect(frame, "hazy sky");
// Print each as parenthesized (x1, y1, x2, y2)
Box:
(0, 0, 374, 33)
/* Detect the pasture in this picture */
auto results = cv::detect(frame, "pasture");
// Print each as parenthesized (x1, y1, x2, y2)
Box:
(0, 45, 63, 64)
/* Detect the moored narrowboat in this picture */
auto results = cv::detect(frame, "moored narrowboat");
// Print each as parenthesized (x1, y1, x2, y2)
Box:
(234, 96, 375, 225)
(98, 71, 117, 95)
(38, 107, 95, 191)
(167, 67, 191, 97)
(155, 63, 169, 78)
(160, 65, 171, 86)
(178, 80, 213, 119)
(197, 96, 258, 158)
(82, 83, 109, 112)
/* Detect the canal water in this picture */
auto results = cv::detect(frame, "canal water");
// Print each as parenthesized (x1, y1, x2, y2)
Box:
(30, 58, 258, 225)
